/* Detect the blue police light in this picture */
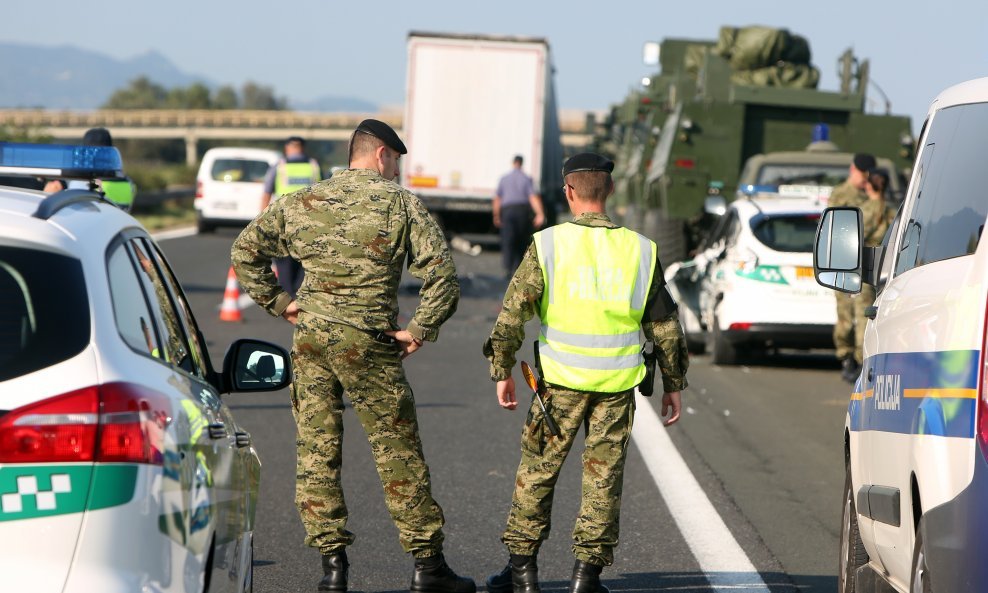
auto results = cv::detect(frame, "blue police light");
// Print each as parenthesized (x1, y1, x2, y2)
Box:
(0, 142, 123, 179)
(740, 184, 779, 196)
(812, 123, 830, 143)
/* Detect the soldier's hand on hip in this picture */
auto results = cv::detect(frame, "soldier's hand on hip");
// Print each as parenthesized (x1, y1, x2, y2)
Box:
(497, 377, 517, 410)
(661, 391, 682, 426)
(385, 330, 422, 360)
(282, 301, 299, 325)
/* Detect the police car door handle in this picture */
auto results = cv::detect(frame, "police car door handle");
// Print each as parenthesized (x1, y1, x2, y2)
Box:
(867, 367, 874, 384)
(864, 305, 878, 320)
(208, 422, 227, 439)
(234, 431, 251, 448)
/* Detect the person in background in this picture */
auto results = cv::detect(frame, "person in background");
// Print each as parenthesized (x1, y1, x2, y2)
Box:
(260, 136, 321, 298)
(851, 169, 893, 377)
(494, 155, 545, 278)
(829, 153, 875, 383)
(68, 127, 136, 211)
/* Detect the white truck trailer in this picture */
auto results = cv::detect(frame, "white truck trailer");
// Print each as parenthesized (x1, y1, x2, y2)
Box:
(402, 32, 564, 232)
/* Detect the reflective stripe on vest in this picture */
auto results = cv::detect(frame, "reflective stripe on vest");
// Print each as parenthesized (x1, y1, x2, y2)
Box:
(101, 179, 134, 210)
(534, 223, 656, 392)
(275, 161, 319, 197)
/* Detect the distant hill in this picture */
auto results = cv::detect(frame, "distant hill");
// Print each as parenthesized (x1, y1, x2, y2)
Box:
(0, 42, 209, 109)
(0, 42, 377, 112)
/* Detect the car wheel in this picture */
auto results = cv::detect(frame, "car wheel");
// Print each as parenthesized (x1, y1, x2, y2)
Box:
(197, 215, 215, 234)
(910, 519, 932, 593)
(686, 332, 707, 355)
(243, 539, 254, 593)
(839, 464, 869, 593)
(710, 315, 739, 365)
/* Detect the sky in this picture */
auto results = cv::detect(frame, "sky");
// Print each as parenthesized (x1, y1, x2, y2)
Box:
(4, 0, 988, 133)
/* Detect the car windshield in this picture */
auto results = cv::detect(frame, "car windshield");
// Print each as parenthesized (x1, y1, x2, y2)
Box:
(750, 213, 821, 253)
(756, 164, 848, 187)
(210, 158, 271, 183)
(0, 246, 90, 382)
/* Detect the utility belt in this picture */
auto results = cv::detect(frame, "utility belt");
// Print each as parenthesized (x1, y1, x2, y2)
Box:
(305, 312, 400, 345)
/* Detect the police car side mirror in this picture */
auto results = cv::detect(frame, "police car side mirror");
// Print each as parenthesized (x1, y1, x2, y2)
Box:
(814, 207, 863, 294)
(220, 339, 292, 393)
(703, 195, 727, 217)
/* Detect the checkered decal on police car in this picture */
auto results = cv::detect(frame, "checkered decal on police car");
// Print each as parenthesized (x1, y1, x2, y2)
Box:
(1, 474, 71, 513)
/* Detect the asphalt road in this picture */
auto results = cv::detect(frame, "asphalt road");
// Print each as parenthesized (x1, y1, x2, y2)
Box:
(160, 227, 851, 593)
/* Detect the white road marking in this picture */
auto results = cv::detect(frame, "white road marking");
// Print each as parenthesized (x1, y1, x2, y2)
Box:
(632, 392, 771, 592)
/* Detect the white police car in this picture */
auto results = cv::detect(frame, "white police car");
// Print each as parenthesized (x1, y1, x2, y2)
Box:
(667, 194, 835, 364)
(815, 78, 988, 592)
(0, 142, 290, 593)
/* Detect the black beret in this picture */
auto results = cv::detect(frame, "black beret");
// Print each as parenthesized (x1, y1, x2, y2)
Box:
(563, 152, 614, 176)
(853, 153, 876, 173)
(356, 119, 407, 155)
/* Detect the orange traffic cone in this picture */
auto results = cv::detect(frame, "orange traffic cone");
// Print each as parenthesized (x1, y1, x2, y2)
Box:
(219, 266, 243, 322)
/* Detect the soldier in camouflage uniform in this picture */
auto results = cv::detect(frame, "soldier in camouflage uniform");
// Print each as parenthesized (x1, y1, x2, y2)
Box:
(854, 170, 894, 368)
(828, 153, 874, 383)
(231, 119, 475, 593)
(482, 153, 688, 593)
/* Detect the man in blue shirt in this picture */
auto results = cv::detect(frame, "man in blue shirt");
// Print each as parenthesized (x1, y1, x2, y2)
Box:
(494, 155, 545, 278)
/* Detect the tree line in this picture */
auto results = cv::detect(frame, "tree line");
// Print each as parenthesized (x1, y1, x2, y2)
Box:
(102, 77, 288, 110)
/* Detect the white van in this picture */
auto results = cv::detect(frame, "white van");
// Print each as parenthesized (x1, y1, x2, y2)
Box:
(194, 147, 280, 232)
(815, 77, 988, 592)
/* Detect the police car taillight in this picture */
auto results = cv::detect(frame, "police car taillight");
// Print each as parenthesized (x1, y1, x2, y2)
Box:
(0, 383, 171, 465)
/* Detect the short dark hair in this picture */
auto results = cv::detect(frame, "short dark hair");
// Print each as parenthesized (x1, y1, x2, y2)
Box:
(868, 170, 889, 195)
(513, 155, 524, 166)
(349, 131, 386, 163)
(566, 171, 612, 204)
(286, 136, 305, 146)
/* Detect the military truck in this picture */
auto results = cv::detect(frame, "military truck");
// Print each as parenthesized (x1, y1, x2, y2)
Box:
(599, 26, 914, 262)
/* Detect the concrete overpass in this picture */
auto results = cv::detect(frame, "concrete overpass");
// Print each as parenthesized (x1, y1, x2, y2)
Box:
(0, 109, 600, 166)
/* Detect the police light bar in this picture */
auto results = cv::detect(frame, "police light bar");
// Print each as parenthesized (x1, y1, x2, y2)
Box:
(0, 142, 124, 180)
(739, 184, 779, 196)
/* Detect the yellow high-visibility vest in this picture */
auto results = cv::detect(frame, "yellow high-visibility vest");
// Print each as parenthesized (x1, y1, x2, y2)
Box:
(101, 179, 135, 211)
(274, 161, 320, 197)
(534, 222, 656, 392)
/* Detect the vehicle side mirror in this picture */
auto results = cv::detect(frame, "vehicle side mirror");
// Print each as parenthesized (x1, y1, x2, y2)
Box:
(220, 339, 292, 393)
(814, 207, 863, 294)
(703, 195, 727, 217)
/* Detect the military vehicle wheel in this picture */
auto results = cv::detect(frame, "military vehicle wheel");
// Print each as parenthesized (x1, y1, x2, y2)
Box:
(654, 216, 688, 263)
(839, 464, 868, 593)
(910, 520, 932, 593)
(709, 316, 739, 365)
(686, 333, 707, 355)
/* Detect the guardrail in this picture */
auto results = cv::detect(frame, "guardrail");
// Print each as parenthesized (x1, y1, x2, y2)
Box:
(133, 186, 194, 213)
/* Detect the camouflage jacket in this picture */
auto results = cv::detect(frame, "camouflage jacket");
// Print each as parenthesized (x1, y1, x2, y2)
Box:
(231, 168, 459, 342)
(828, 180, 866, 208)
(483, 212, 689, 393)
(860, 198, 894, 247)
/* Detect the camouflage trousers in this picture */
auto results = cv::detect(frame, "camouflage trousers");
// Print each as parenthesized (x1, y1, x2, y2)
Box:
(290, 312, 445, 557)
(502, 384, 636, 566)
(833, 287, 876, 363)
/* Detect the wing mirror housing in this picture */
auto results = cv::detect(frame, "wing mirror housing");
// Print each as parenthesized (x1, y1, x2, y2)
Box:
(219, 339, 292, 394)
(814, 207, 868, 294)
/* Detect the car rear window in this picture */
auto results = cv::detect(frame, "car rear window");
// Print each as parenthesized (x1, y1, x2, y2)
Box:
(210, 158, 271, 183)
(750, 214, 821, 253)
(0, 246, 90, 382)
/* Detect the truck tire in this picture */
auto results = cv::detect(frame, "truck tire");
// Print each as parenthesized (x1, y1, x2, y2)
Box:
(639, 209, 688, 263)
(709, 315, 739, 365)
(839, 464, 869, 593)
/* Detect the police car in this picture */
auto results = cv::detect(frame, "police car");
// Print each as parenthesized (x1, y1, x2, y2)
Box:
(667, 194, 835, 364)
(0, 142, 290, 593)
(815, 77, 988, 592)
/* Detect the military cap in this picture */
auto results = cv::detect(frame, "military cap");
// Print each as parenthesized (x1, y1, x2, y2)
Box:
(355, 119, 407, 155)
(563, 152, 614, 176)
(852, 153, 876, 173)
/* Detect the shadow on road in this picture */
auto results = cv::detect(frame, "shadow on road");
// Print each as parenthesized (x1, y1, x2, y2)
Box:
(697, 350, 842, 372)
(355, 570, 835, 592)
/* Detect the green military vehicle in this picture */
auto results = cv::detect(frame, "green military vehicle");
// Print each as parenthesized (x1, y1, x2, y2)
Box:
(599, 26, 914, 262)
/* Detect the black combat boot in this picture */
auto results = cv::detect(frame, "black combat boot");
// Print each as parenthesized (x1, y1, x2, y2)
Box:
(841, 357, 860, 384)
(318, 550, 348, 592)
(568, 560, 609, 593)
(410, 553, 476, 593)
(486, 554, 541, 593)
